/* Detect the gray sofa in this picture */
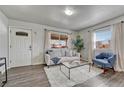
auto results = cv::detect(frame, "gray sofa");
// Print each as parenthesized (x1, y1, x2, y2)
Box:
(45, 49, 80, 66)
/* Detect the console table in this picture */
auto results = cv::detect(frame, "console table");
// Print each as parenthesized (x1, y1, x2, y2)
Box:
(0, 57, 7, 87)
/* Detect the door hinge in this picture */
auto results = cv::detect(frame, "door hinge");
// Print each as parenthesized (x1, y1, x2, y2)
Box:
(10, 45, 12, 48)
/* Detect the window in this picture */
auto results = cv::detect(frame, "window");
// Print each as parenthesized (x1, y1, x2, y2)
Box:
(94, 26, 112, 49)
(16, 31, 28, 37)
(50, 33, 68, 48)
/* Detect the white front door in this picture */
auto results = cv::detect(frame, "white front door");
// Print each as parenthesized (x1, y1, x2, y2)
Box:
(10, 28, 32, 68)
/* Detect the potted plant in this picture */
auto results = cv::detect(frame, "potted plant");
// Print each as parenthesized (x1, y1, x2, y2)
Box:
(72, 35, 84, 57)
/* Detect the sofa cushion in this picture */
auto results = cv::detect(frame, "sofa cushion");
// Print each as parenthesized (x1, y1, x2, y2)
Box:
(96, 54, 105, 59)
(93, 58, 112, 68)
(49, 52, 56, 58)
(61, 49, 66, 57)
(101, 52, 113, 59)
(60, 57, 80, 62)
(96, 52, 113, 59)
(65, 50, 73, 57)
(55, 49, 62, 57)
(93, 59, 108, 64)
(72, 50, 77, 56)
(48, 49, 62, 58)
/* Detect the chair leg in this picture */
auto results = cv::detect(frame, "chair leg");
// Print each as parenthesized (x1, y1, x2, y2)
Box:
(92, 63, 94, 66)
(103, 69, 105, 74)
(112, 67, 115, 73)
(47, 66, 49, 68)
(103, 69, 108, 74)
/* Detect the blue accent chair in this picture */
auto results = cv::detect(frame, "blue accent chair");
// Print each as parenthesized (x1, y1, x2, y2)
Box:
(92, 52, 116, 73)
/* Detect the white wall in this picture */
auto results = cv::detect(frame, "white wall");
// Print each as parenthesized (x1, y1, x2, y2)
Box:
(77, 31, 89, 59)
(0, 10, 8, 71)
(79, 14, 124, 59)
(9, 19, 74, 65)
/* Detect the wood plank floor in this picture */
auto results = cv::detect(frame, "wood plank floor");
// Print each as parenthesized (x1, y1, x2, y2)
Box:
(74, 70, 124, 87)
(2, 64, 124, 87)
(4, 65, 50, 87)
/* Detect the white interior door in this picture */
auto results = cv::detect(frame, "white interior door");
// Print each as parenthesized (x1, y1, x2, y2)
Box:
(10, 28, 32, 68)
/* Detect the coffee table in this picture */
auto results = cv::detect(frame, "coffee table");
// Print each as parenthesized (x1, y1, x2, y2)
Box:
(60, 60, 91, 80)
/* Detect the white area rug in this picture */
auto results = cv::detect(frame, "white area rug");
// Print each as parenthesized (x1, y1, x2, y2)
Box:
(44, 65, 102, 87)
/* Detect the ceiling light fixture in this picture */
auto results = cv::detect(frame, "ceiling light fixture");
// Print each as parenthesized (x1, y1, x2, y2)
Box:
(64, 8, 74, 16)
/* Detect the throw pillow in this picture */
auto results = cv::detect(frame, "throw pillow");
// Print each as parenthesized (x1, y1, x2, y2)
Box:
(55, 50, 62, 57)
(49, 51, 56, 59)
(51, 57, 61, 64)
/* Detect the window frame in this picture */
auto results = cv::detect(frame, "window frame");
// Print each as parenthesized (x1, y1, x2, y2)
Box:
(16, 31, 28, 37)
(50, 32, 68, 48)
(94, 26, 112, 50)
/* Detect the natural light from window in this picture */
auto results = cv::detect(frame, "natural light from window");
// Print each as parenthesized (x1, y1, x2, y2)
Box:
(94, 27, 112, 49)
(50, 33, 68, 48)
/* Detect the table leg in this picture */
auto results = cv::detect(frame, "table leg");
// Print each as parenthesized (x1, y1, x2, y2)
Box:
(60, 64, 71, 80)
(60, 64, 61, 71)
(69, 69, 70, 80)
(89, 63, 91, 72)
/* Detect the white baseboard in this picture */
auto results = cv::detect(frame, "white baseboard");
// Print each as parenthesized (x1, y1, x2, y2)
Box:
(31, 61, 45, 65)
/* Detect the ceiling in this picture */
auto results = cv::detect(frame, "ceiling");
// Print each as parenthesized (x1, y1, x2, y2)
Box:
(0, 5, 124, 31)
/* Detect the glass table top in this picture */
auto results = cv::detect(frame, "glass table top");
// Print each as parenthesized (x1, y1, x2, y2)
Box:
(62, 60, 90, 69)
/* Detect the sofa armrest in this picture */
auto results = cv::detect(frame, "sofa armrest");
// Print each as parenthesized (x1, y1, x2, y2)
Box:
(45, 54, 51, 65)
(76, 53, 80, 58)
(108, 55, 116, 65)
